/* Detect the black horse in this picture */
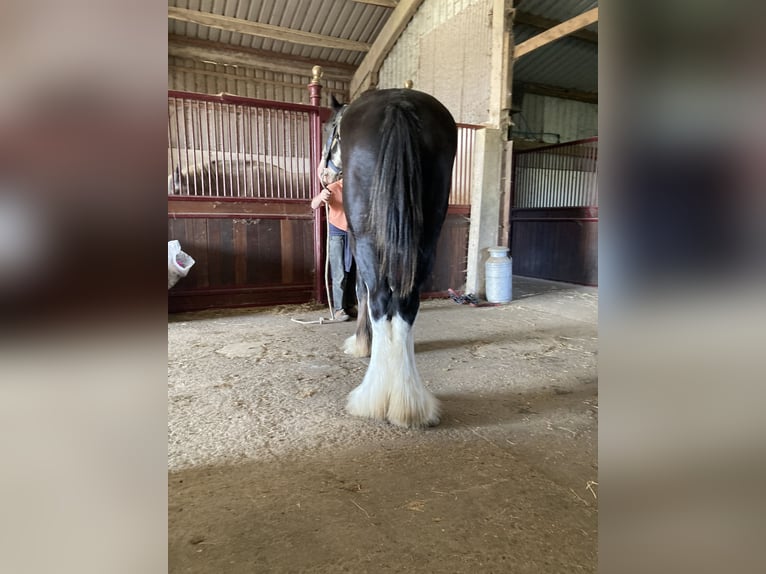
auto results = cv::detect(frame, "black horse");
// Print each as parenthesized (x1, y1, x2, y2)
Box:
(322, 89, 457, 427)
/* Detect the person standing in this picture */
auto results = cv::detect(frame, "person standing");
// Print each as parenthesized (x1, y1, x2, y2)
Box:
(310, 179, 351, 321)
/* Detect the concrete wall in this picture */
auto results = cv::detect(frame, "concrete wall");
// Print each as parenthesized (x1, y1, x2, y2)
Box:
(378, 0, 493, 125)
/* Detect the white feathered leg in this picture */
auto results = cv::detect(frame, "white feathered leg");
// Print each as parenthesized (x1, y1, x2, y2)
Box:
(346, 314, 440, 428)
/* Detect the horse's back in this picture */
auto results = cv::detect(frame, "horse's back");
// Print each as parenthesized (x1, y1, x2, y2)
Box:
(341, 89, 457, 169)
(341, 88, 457, 228)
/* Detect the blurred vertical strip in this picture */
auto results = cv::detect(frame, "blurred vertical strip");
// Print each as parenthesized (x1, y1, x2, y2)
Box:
(0, 2, 168, 574)
(601, 1, 766, 573)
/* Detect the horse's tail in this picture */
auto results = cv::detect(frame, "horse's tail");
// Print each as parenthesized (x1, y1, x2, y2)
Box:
(369, 101, 423, 298)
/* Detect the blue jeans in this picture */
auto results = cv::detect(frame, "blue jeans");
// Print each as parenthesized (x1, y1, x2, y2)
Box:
(329, 234, 346, 311)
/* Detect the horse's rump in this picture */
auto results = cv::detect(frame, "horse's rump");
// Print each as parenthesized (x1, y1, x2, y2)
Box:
(341, 89, 457, 298)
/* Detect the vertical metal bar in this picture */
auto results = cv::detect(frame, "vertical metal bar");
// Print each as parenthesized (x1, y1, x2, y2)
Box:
(167, 118, 173, 194)
(246, 105, 254, 198)
(223, 101, 229, 197)
(243, 105, 249, 198)
(281, 110, 289, 200)
(254, 107, 261, 198)
(554, 148, 560, 208)
(172, 99, 182, 194)
(217, 101, 225, 197)
(570, 144, 578, 207)
(225, 103, 234, 197)
(560, 146, 567, 207)
(178, 99, 190, 195)
(268, 109, 276, 199)
(210, 101, 220, 198)
(189, 101, 200, 196)
(203, 101, 212, 196)
(278, 109, 284, 199)
(577, 144, 590, 206)
(291, 112, 298, 200)
(195, 99, 206, 196)
(235, 104, 242, 198)
(546, 149, 553, 208)
(560, 146, 565, 207)
(226, 103, 234, 197)
(279, 109, 287, 199)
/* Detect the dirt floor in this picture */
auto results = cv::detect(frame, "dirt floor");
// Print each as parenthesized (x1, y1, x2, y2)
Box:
(168, 277, 598, 573)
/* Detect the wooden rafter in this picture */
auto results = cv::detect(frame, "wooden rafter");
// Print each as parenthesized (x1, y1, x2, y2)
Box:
(168, 7, 371, 52)
(168, 36, 355, 82)
(516, 82, 598, 105)
(514, 7, 598, 59)
(350, 0, 425, 98)
(352, 0, 398, 7)
(514, 10, 598, 44)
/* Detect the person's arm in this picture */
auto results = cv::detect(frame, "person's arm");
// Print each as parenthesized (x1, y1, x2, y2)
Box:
(311, 188, 331, 210)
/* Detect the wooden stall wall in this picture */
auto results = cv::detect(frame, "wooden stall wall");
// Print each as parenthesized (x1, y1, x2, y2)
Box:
(510, 138, 598, 286)
(168, 91, 323, 312)
(168, 200, 315, 312)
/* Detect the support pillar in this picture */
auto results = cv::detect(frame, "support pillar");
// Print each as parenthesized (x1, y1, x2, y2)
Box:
(465, 128, 504, 298)
(308, 66, 326, 303)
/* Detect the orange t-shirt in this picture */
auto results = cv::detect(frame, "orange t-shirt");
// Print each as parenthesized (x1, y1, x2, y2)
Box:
(325, 180, 347, 231)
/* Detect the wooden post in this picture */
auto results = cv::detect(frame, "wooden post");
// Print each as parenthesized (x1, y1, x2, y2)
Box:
(465, 0, 514, 297)
(465, 128, 504, 297)
(308, 66, 326, 303)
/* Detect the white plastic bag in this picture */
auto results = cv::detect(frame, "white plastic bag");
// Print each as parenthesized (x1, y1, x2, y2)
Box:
(168, 240, 195, 289)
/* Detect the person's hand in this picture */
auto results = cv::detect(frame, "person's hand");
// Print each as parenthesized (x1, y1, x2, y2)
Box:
(311, 188, 331, 209)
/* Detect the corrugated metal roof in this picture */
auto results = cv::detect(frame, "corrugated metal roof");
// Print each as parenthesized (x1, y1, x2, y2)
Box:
(169, 0, 389, 68)
(168, 0, 597, 94)
(515, 0, 597, 24)
(513, 25, 597, 92)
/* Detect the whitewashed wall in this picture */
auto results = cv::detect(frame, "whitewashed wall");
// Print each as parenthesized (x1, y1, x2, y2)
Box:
(519, 93, 597, 143)
(378, 0, 493, 125)
(168, 56, 349, 105)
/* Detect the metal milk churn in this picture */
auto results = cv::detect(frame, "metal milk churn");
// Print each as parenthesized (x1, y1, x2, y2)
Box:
(485, 246, 512, 303)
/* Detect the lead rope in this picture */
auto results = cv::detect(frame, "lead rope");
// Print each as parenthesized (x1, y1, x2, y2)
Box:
(323, 189, 335, 321)
(291, 111, 344, 325)
(291, 180, 338, 325)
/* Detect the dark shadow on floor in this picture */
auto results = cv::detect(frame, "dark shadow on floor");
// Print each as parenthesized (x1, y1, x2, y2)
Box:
(169, 428, 597, 574)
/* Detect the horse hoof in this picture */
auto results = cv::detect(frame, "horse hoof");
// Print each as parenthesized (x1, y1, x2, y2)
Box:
(386, 403, 441, 429)
(343, 334, 370, 357)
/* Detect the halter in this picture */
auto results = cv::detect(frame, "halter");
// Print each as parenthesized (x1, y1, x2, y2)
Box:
(322, 106, 346, 181)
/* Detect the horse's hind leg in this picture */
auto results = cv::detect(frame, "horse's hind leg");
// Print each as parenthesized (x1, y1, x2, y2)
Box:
(343, 272, 372, 357)
(346, 292, 440, 428)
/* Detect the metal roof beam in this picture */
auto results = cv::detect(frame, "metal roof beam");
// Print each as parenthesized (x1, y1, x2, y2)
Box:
(168, 36, 355, 82)
(168, 7, 371, 52)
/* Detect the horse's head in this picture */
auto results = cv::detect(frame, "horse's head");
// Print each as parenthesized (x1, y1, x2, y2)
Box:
(318, 94, 347, 186)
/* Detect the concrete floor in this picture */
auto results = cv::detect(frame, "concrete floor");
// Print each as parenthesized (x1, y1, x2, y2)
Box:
(168, 277, 598, 573)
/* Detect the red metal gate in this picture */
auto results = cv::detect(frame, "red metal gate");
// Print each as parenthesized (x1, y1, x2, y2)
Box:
(167, 90, 325, 311)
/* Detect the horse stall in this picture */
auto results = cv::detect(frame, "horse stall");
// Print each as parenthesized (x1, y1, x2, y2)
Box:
(510, 138, 599, 285)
